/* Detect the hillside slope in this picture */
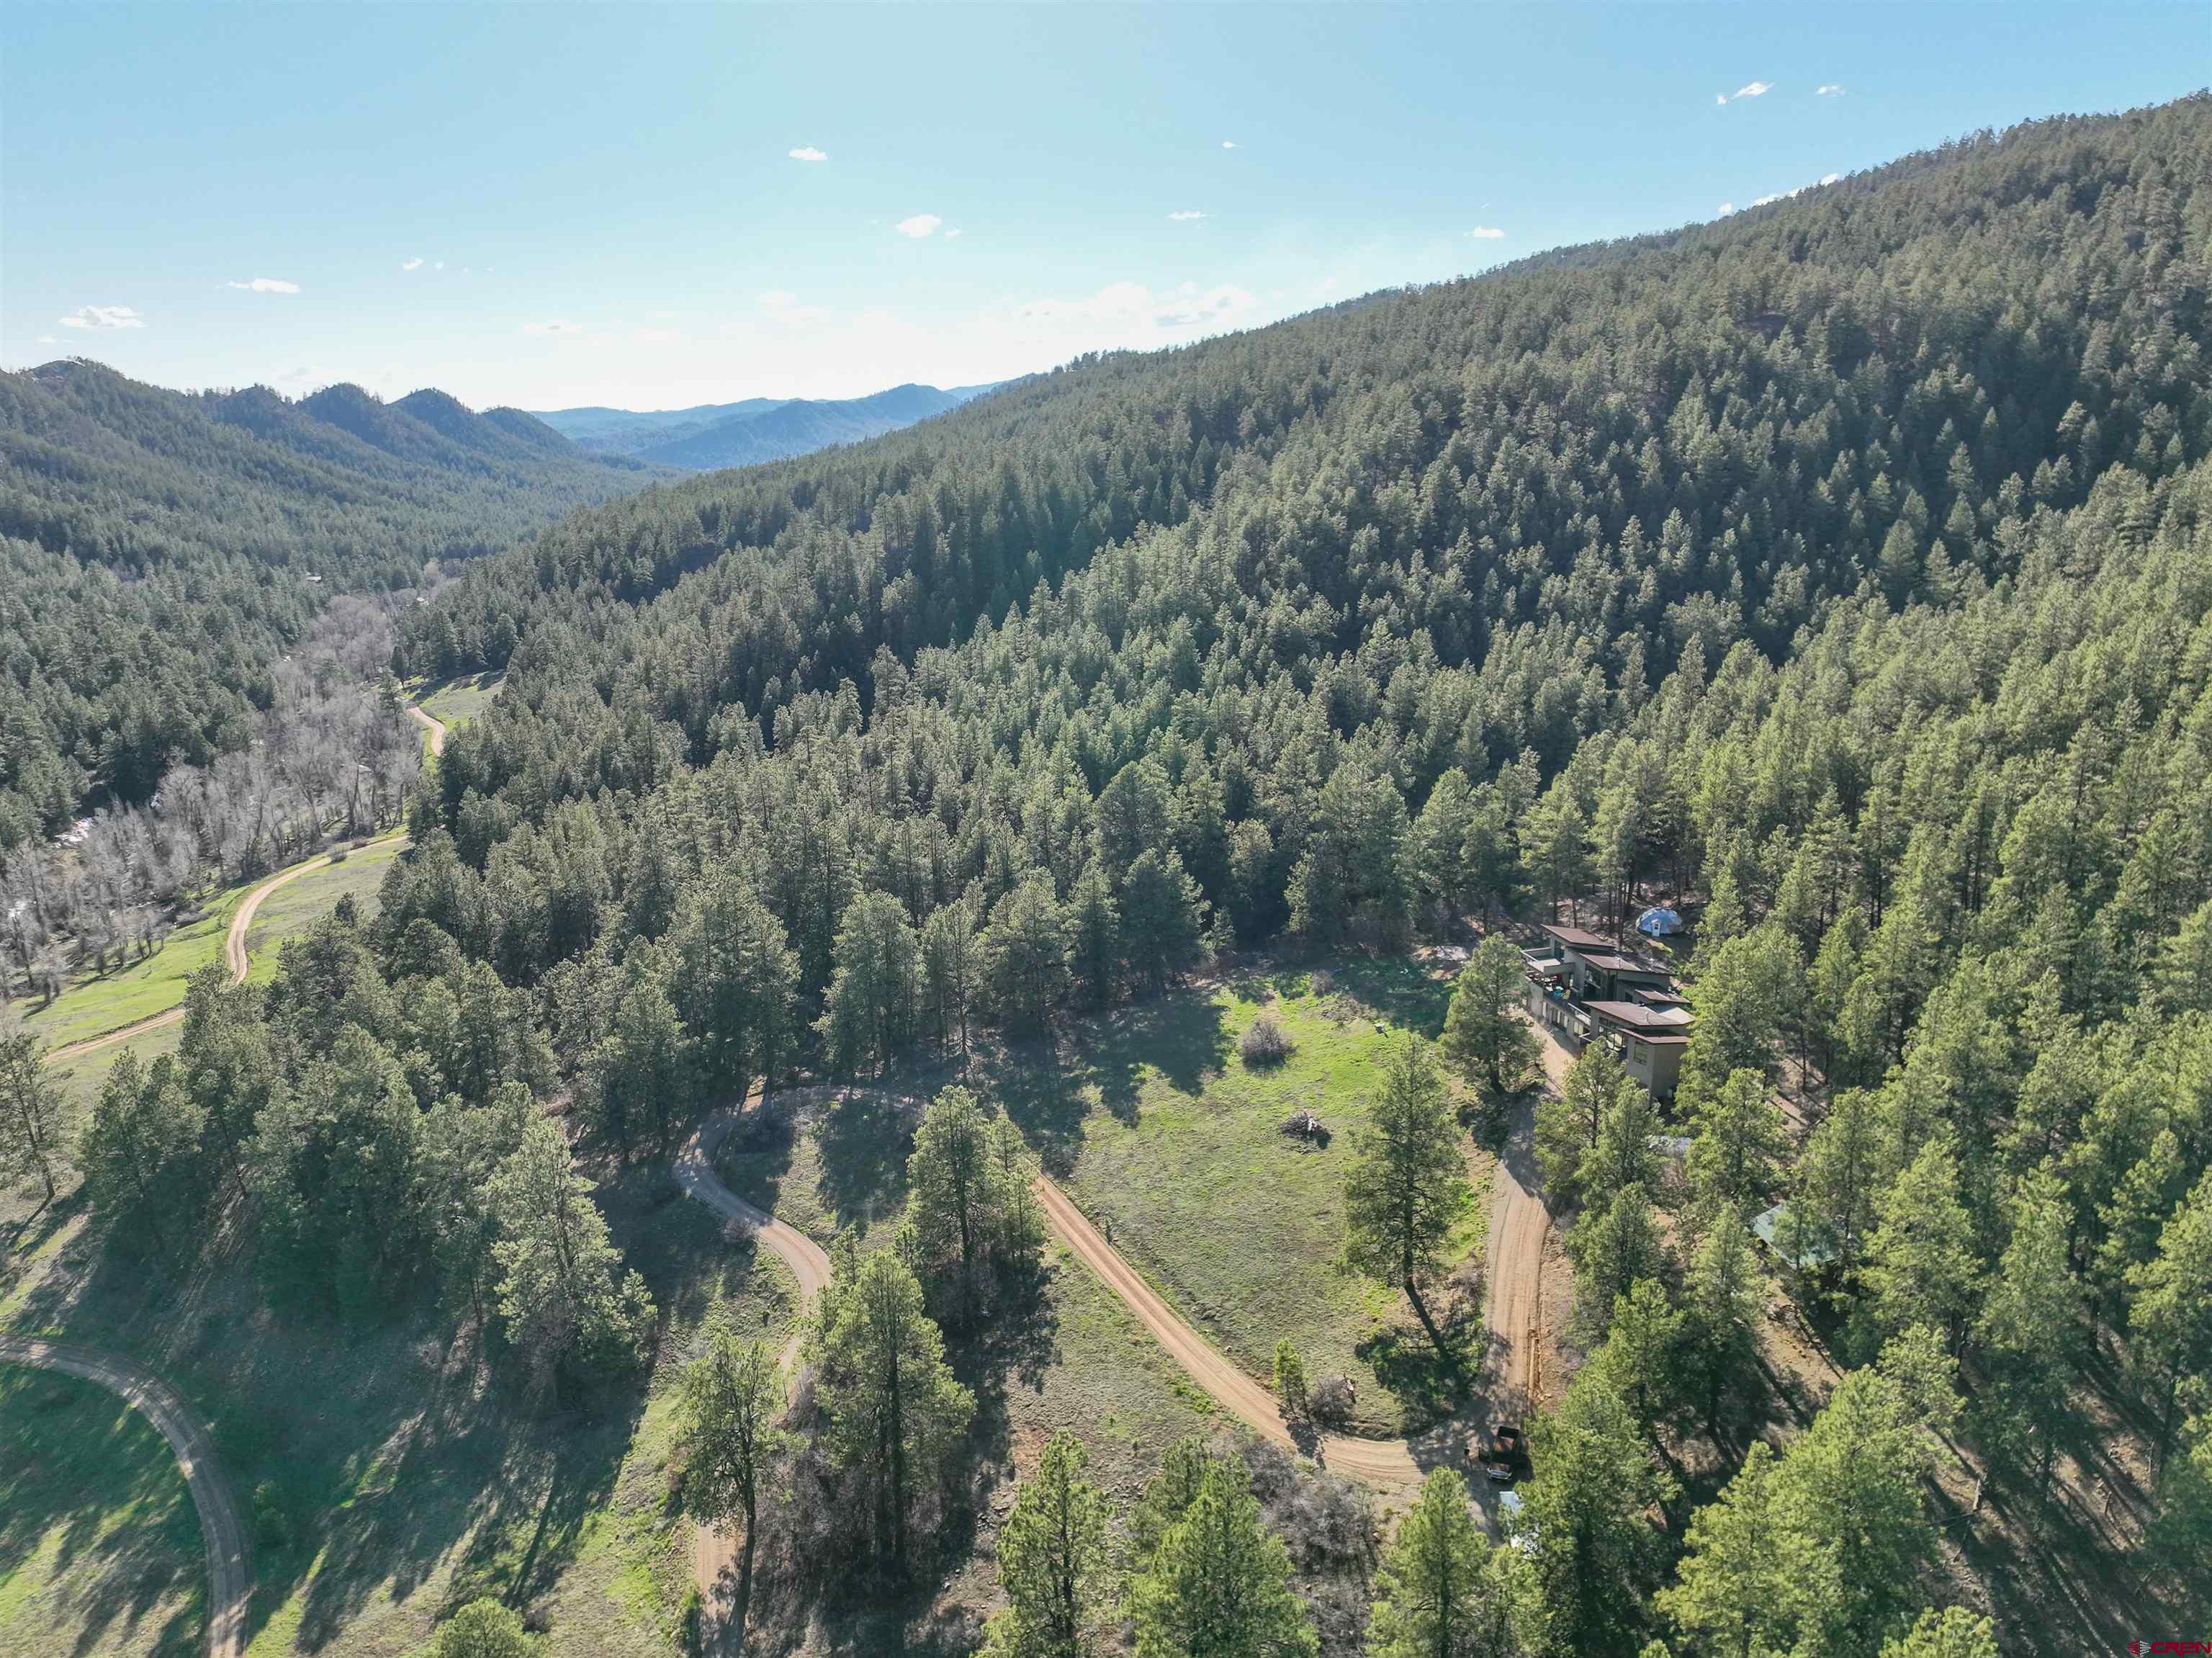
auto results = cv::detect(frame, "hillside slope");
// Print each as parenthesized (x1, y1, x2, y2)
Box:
(0, 363, 657, 835)
(380, 97, 2208, 1645)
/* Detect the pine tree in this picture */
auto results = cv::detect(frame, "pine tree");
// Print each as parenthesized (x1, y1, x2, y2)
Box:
(1973, 1170, 2080, 1490)
(0, 1025, 63, 1205)
(808, 1247, 975, 1574)
(1441, 935, 1540, 1102)
(2129, 1170, 2212, 1480)
(983, 1430, 1111, 1658)
(1682, 1068, 1789, 1216)
(1121, 847, 1207, 992)
(903, 1085, 1038, 1325)
(1878, 1608, 1999, 1658)
(818, 888, 922, 1075)
(1567, 1183, 1664, 1346)
(1125, 1459, 1317, 1658)
(487, 1117, 655, 1405)
(1861, 1139, 1982, 1348)
(78, 1050, 206, 1259)
(1272, 1339, 1308, 1423)
(1657, 1441, 1797, 1658)
(1519, 1368, 1672, 1654)
(985, 876, 1074, 1034)
(1344, 1035, 1473, 1361)
(680, 1324, 786, 1646)
(1680, 1210, 1763, 1438)
(1367, 1466, 1515, 1658)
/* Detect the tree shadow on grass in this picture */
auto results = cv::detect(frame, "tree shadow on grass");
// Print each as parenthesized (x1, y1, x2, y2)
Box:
(1325, 956, 1454, 1039)
(981, 1041, 1087, 1180)
(1357, 1320, 1472, 1431)
(0, 1368, 203, 1658)
(814, 1089, 912, 1232)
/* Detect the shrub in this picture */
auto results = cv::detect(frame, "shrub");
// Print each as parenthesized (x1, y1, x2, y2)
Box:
(1308, 1373, 1357, 1428)
(1239, 1013, 1297, 1067)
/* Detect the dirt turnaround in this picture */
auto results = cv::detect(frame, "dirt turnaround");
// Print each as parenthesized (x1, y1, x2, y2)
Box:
(0, 1335, 251, 1658)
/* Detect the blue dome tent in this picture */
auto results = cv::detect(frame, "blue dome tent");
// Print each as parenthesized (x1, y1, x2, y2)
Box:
(1635, 905, 1682, 938)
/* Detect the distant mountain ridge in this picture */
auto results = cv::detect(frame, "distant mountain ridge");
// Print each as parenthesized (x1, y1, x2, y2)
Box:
(533, 380, 1002, 470)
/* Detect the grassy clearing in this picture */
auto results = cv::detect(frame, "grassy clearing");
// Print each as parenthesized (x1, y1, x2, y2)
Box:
(976, 956, 1481, 1437)
(3, 1160, 790, 1658)
(13, 836, 403, 1059)
(239, 839, 404, 981)
(12, 885, 250, 1052)
(0, 1364, 202, 1658)
(418, 673, 504, 742)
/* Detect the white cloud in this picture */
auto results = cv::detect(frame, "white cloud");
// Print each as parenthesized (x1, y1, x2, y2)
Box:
(1817, 84, 1845, 97)
(1717, 201, 1736, 215)
(788, 145, 829, 162)
(60, 305, 143, 330)
(1735, 81, 1773, 98)
(945, 228, 963, 238)
(1166, 210, 1207, 222)
(223, 277, 300, 294)
(434, 261, 445, 271)
(1716, 94, 1727, 107)
(521, 319, 584, 336)
(1221, 140, 1237, 149)
(402, 256, 423, 272)
(894, 213, 943, 238)
(758, 289, 799, 310)
(1466, 225, 1506, 239)
(1820, 172, 1841, 185)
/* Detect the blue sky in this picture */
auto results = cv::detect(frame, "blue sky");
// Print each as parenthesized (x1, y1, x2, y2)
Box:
(6, 4, 2203, 411)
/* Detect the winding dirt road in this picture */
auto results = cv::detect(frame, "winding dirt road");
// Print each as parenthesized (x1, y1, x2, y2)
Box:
(408, 703, 447, 758)
(673, 1086, 1429, 1507)
(0, 1335, 250, 1658)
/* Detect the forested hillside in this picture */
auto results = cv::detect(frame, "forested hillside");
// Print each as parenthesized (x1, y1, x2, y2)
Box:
(14, 95, 2211, 1656)
(0, 362, 656, 840)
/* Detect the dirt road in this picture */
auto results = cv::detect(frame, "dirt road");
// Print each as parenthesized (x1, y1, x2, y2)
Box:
(409, 704, 448, 757)
(1032, 1173, 1421, 1488)
(672, 1099, 837, 1648)
(42, 830, 408, 1066)
(1485, 1018, 1567, 1402)
(0, 1335, 250, 1658)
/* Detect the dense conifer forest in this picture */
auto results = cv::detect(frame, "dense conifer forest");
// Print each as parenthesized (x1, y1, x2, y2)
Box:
(7, 95, 2211, 1657)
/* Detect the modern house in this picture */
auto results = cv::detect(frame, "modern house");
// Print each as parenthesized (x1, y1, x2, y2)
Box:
(1523, 924, 1694, 1098)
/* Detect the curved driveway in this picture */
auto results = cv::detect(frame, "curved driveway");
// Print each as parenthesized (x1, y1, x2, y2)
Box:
(0, 1335, 249, 1658)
